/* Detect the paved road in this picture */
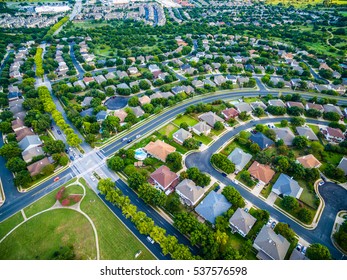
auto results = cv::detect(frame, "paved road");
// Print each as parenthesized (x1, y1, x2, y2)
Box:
(185, 117, 347, 260)
(69, 42, 85, 79)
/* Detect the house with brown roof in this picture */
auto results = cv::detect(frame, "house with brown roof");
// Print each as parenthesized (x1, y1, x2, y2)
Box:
(286, 101, 304, 109)
(198, 111, 224, 128)
(11, 119, 25, 132)
(138, 95, 151, 106)
(296, 154, 321, 169)
(15, 127, 35, 142)
(248, 161, 275, 185)
(113, 110, 128, 122)
(83, 76, 94, 85)
(27, 157, 51, 177)
(221, 108, 239, 120)
(149, 165, 179, 194)
(305, 103, 324, 112)
(322, 127, 345, 143)
(144, 140, 176, 162)
(191, 122, 211, 136)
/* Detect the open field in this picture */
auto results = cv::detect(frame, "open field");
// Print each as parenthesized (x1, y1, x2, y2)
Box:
(173, 115, 198, 127)
(79, 178, 155, 260)
(265, 0, 347, 7)
(0, 209, 96, 260)
(0, 212, 24, 240)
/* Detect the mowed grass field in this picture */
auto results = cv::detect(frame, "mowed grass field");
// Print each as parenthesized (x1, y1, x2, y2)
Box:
(0, 178, 155, 260)
(0, 209, 97, 260)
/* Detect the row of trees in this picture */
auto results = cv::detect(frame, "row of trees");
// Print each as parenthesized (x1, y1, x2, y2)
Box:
(38, 86, 82, 147)
(44, 16, 69, 39)
(97, 178, 194, 259)
(34, 48, 44, 78)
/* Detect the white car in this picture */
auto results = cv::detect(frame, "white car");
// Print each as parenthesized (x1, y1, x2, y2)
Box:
(90, 175, 96, 182)
(146, 236, 155, 244)
(318, 181, 325, 186)
(136, 134, 141, 139)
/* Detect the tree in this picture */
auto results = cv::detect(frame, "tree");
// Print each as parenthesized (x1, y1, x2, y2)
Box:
(310, 141, 324, 155)
(281, 196, 299, 211)
(14, 170, 32, 188)
(59, 155, 69, 166)
(107, 156, 125, 171)
(97, 178, 115, 195)
(214, 121, 224, 131)
(6, 157, 26, 173)
(323, 111, 340, 121)
(293, 136, 309, 148)
(128, 96, 139, 107)
(211, 154, 235, 174)
(222, 186, 245, 209)
(333, 220, 347, 252)
(139, 80, 150, 90)
(0, 121, 12, 133)
(183, 138, 199, 150)
(0, 143, 22, 160)
(291, 117, 305, 126)
(253, 107, 264, 117)
(274, 222, 296, 243)
(276, 156, 290, 172)
(166, 152, 182, 172)
(128, 172, 146, 190)
(298, 208, 312, 223)
(306, 109, 322, 118)
(180, 122, 189, 131)
(138, 183, 167, 207)
(280, 120, 288, 127)
(161, 235, 178, 255)
(238, 111, 248, 121)
(250, 143, 260, 153)
(306, 243, 332, 260)
(43, 139, 65, 154)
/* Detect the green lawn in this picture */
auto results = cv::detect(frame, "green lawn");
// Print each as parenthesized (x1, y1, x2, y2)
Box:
(0, 209, 96, 260)
(211, 128, 225, 136)
(307, 124, 320, 134)
(227, 232, 257, 260)
(173, 115, 198, 127)
(193, 133, 213, 145)
(235, 172, 257, 189)
(297, 179, 318, 209)
(79, 178, 155, 260)
(0, 212, 24, 240)
(260, 172, 280, 199)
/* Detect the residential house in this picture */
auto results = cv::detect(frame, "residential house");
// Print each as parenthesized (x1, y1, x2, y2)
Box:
(323, 104, 343, 118)
(221, 108, 239, 120)
(144, 140, 176, 162)
(337, 157, 347, 176)
(27, 157, 51, 177)
(289, 249, 309, 260)
(272, 173, 303, 198)
(248, 161, 275, 185)
(195, 191, 232, 224)
(272, 128, 295, 146)
(127, 67, 139, 75)
(296, 127, 318, 141)
(81, 96, 93, 107)
(73, 80, 86, 89)
(83, 77, 94, 85)
(235, 102, 252, 115)
(268, 99, 286, 107)
(80, 108, 94, 118)
(198, 112, 224, 128)
(148, 64, 160, 73)
(229, 208, 257, 237)
(237, 77, 250, 87)
(96, 111, 107, 123)
(173, 128, 192, 145)
(19, 135, 43, 153)
(171, 86, 186, 95)
(227, 148, 252, 173)
(116, 71, 128, 79)
(131, 106, 145, 118)
(203, 79, 216, 87)
(149, 165, 179, 194)
(286, 101, 304, 109)
(305, 103, 324, 112)
(322, 127, 345, 142)
(214, 75, 226, 86)
(175, 179, 205, 206)
(94, 75, 106, 85)
(138, 95, 151, 106)
(296, 154, 321, 169)
(11, 119, 25, 132)
(117, 83, 130, 90)
(191, 122, 211, 136)
(253, 226, 290, 260)
(226, 75, 237, 84)
(105, 72, 116, 80)
(250, 101, 267, 110)
(192, 80, 204, 88)
(15, 127, 35, 142)
(113, 109, 128, 122)
(22, 146, 44, 163)
(249, 132, 275, 150)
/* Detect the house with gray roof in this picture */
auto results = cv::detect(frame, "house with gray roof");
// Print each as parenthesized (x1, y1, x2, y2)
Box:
(337, 157, 347, 176)
(323, 104, 343, 117)
(173, 128, 192, 145)
(203, 79, 216, 87)
(198, 112, 224, 128)
(175, 179, 205, 206)
(250, 101, 267, 110)
(268, 99, 286, 107)
(94, 75, 106, 85)
(73, 80, 86, 89)
(117, 83, 130, 90)
(96, 110, 107, 122)
(191, 122, 211, 136)
(19, 135, 43, 153)
(249, 132, 274, 150)
(116, 70, 128, 79)
(296, 127, 318, 141)
(214, 75, 226, 86)
(272, 173, 303, 198)
(160, 92, 174, 99)
(195, 191, 232, 224)
(81, 96, 93, 107)
(272, 127, 295, 146)
(131, 106, 145, 118)
(229, 208, 257, 237)
(192, 79, 204, 88)
(235, 102, 252, 114)
(80, 108, 93, 117)
(105, 72, 116, 80)
(227, 147, 252, 172)
(253, 226, 290, 260)
(22, 146, 44, 163)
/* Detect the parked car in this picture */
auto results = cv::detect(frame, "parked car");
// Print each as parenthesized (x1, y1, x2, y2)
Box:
(271, 221, 277, 229)
(301, 246, 307, 255)
(57, 130, 62, 135)
(69, 156, 74, 161)
(296, 243, 303, 251)
(90, 175, 96, 182)
(318, 181, 325, 186)
(214, 185, 220, 192)
(136, 134, 141, 139)
(53, 177, 60, 182)
(146, 236, 155, 244)
(244, 208, 249, 213)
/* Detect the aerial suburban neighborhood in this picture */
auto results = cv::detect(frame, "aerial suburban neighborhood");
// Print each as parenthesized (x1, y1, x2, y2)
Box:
(0, 0, 346, 270)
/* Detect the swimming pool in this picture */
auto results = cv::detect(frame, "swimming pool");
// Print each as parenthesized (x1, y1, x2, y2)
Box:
(134, 148, 147, 161)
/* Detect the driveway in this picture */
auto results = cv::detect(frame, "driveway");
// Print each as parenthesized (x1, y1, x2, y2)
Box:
(266, 192, 278, 206)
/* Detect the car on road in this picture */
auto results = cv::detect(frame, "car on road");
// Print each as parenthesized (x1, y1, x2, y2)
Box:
(73, 153, 76, 157)
(122, 137, 128, 142)
(69, 156, 74, 161)
(79, 154, 83, 158)
(65, 149, 69, 153)
(136, 134, 141, 139)
(90, 175, 96, 182)
(318, 181, 325, 186)
(53, 177, 60, 182)
(301, 246, 307, 255)
(271, 221, 277, 229)
(57, 130, 62, 135)
(127, 139, 133, 143)
(146, 236, 155, 244)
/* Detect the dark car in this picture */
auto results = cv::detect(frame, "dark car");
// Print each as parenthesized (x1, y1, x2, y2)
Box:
(57, 130, 62, 135)
(127, 139, 133, 143)
(70, 156, 74, 161)
(214, 185, 220, 192)
(222, 173, 227, 177)
(65, 149, 69, 153)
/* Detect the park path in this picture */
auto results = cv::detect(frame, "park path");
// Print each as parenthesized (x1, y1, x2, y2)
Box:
(0, 179, 100, 260)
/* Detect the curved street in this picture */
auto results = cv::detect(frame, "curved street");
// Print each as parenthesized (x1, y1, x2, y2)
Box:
(185, 117, 347, 260)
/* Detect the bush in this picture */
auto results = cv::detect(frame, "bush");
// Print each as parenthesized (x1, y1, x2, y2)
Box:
(211, 154, 235, 174)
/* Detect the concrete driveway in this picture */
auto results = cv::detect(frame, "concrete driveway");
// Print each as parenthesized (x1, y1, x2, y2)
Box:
(266, 192, 278, 206)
